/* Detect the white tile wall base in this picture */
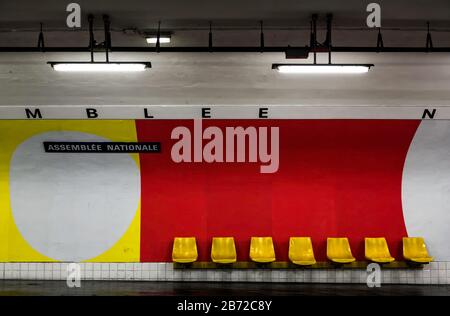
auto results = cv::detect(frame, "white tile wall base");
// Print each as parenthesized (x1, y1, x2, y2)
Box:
(0, 262, 449, 285)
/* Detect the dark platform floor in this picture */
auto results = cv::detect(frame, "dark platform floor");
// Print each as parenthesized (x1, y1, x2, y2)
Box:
(0, 281, 449, 296)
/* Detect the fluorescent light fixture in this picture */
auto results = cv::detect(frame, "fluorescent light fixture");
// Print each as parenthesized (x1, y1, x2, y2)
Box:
(146, 36, 171, 44)
(272, 64, 373, 74)
(48, 62, 152, 72)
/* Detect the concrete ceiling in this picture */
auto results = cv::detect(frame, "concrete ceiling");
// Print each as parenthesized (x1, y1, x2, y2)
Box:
(1, 1, 449, 48)
(0, 1, 449, 107)
(1, 0, 449, 30)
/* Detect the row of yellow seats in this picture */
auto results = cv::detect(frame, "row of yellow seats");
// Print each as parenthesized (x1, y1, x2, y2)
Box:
(172, 236, 433, 265)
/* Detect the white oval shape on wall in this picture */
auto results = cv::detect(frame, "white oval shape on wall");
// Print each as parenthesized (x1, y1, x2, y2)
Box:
(402, 120, 450, 261)
(9, 131, 140, 261)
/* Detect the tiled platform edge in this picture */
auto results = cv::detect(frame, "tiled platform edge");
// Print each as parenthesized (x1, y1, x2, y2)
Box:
(0, 262, 449, 284)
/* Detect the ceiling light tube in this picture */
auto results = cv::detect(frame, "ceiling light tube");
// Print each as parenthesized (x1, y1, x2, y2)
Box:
(48, 62, 152, 72)
(272, 63, 374, 74)
(146, 36, 171, 44)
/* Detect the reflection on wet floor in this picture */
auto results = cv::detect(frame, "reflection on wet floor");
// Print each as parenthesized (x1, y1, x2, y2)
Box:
(0, 281, 449, 296)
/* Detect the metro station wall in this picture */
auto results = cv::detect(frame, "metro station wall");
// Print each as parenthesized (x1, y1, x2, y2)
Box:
(0, 119, 449, 262)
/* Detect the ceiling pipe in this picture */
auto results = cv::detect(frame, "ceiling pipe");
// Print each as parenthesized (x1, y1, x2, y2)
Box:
(10, 13, 445, 55)
(0, 46, 449, 53)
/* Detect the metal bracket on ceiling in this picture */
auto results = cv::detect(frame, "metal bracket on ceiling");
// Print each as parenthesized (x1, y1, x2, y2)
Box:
(156, 21, 161, 53)
(426, 21, 433, 52)
(208, 21, 213, 52)
(323, 14, 332, 48)
(87, 14, 113, 62)
(103, 15, 111, 61)
(309, 13, 333, 64)
(376, 27, 384, 52)
(260, 20, 265, 53)
(37, 23, 45, 52)
(325, 13, 332, 64)
(309, 14, 317, 63)
(88, 14, 95, 61)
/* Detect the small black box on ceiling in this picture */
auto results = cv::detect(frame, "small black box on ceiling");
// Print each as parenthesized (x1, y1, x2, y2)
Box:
(285, 47, 310, 59)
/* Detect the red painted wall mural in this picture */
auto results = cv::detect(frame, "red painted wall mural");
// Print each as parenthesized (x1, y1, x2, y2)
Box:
(137, 120, 420, 262)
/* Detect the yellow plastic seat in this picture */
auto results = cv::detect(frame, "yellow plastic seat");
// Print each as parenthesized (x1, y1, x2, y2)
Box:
(249, 237, 276, 263)
(172, 237, 198, 263)
(403, 237, 433, 263)
(327, 237, 356, 264)
(365, 237, 395, 263)
(211, 237, 237, 264)
(288, 237, 316, 266)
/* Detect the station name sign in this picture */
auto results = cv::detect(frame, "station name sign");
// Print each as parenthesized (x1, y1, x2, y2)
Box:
(43, 142, 161, 153)
(0, 105, 445, 120)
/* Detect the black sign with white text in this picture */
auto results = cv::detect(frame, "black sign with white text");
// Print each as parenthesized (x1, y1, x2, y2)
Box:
(43, 142, 161, 153)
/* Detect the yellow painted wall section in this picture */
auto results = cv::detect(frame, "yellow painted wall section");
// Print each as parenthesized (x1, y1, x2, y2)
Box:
(0, 120, 140, 262)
